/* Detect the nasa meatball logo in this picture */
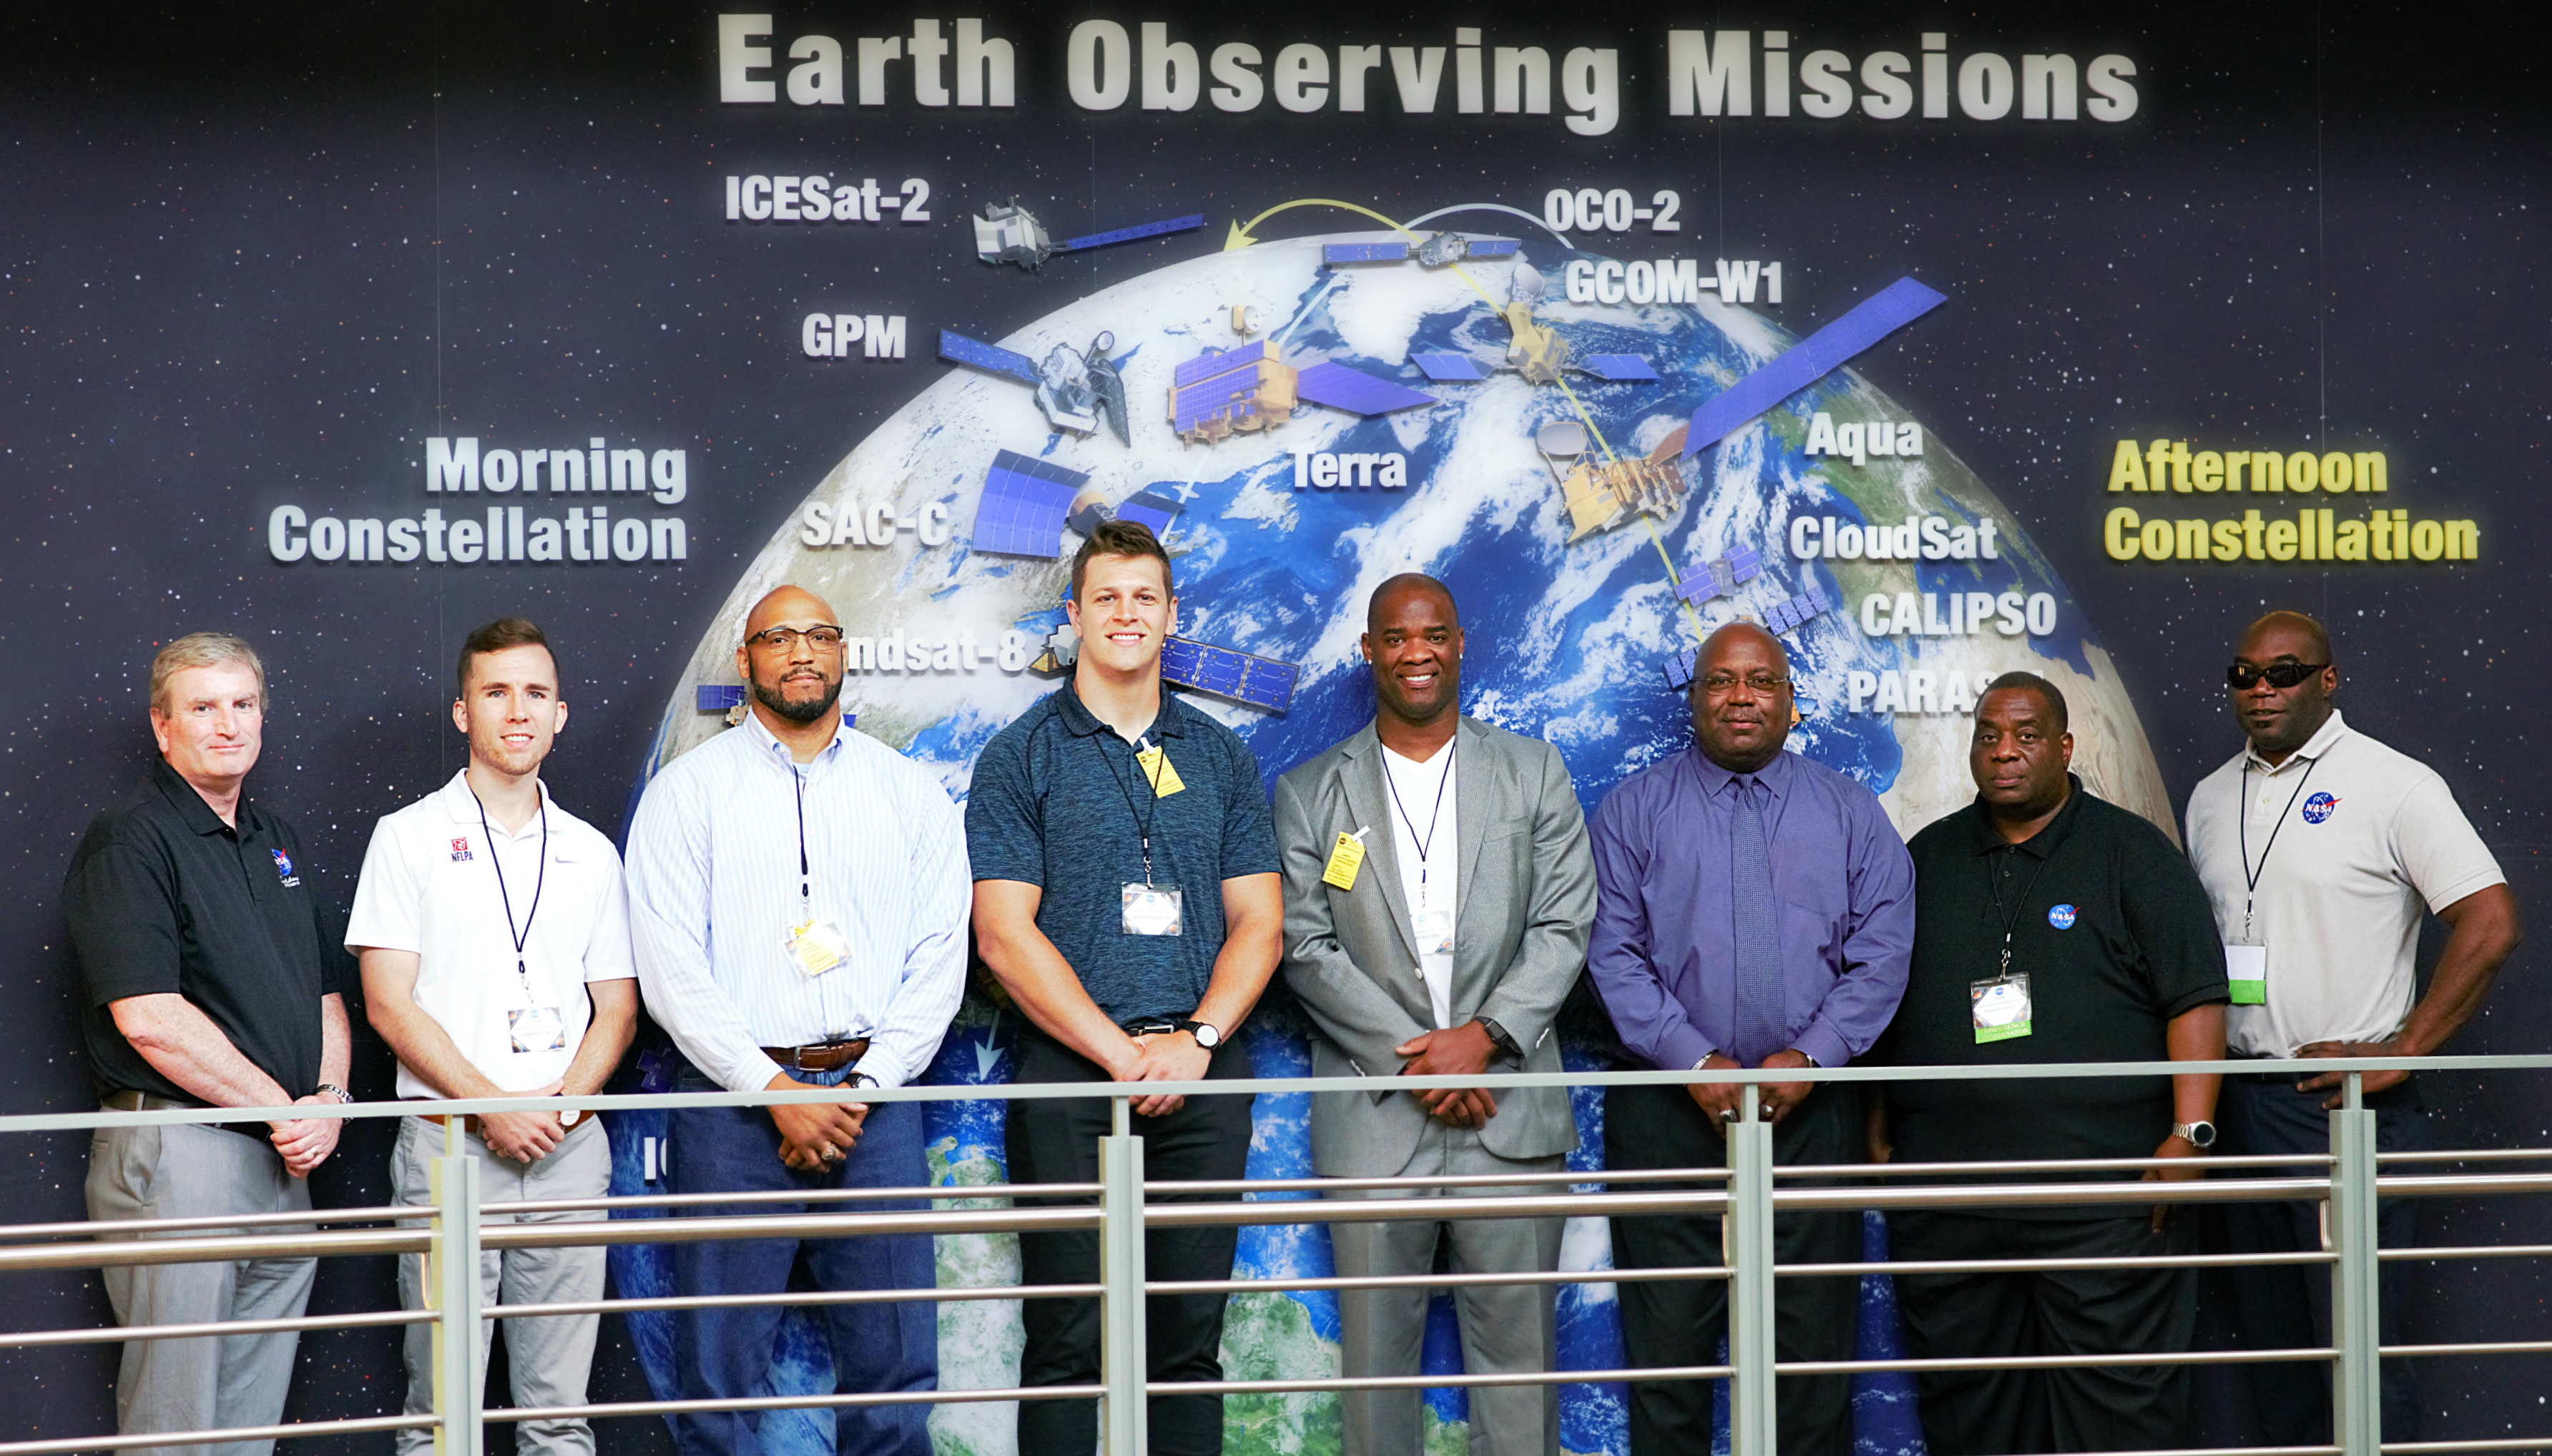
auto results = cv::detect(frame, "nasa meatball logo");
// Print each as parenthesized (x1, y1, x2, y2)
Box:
(2302, 792, 2342, 825)
(2047, 903, 2078, 930)
(271, 848, 300, 887)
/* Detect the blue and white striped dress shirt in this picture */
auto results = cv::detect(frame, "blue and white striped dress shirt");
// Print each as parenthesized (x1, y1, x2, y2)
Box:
(624, 712, 970, 1093)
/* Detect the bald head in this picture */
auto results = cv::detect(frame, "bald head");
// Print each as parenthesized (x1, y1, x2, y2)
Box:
(1367, 573, 1458, 632)
(745, 585, 839, 641)
(736, 585, 846, 731)
(1699, 621, 1790, 679)
(2239, 610, 2332, 666)
(1689, 621, 1795, 773)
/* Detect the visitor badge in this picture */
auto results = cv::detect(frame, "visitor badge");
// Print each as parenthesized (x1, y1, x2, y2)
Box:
(1135, 740, 1186, 797)
(1412, 905, 1453, 956)
(508, 1005, 567, 1054)
(782, 918, 850, 978)
(1970, 973, 2033, 1043)
(2226, 945, 2267, 1005)
(1122, 882, 1184, 936)
(1322, 828, 1370, 890)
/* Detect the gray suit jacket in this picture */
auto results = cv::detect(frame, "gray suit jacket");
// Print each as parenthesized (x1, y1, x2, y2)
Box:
(1275, 715, 1596, 1177)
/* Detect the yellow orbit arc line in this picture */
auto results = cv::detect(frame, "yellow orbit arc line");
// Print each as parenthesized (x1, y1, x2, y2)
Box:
(1235, 196, 1703, 646)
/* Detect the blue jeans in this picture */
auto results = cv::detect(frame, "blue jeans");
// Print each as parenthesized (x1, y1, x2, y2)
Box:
(665, 1064, 935, 1456)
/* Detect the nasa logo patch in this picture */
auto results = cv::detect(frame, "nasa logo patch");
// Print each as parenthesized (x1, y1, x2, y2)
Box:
(2302, 792, 2341, 825)
(2047, 903, 2078, 930)
(271, 848, 300, 887)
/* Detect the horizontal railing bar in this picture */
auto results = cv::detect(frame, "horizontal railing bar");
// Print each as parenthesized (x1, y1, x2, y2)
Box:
(10, 1053, 2552, 1134)
(2376, 1172, 2552, 1199)
(1151, 1167, 1726, 1194)
(0, 1308, 429, 1349)
(1777, 1345, 2337, 1374)
(492, 1283, 1104, 1320)
(0, 1226, 427, 1274)
(2382, 1341, 2552, 1358)
(1779, 1251, 2338, 1277)
(1151, 1264, 1731, 1297)
(2383, 1440, 2552, 1452)
(487, 1384, 1106, 1422)
(0, 1414, 432, 1455)
(505, 1181, 1100, 1216)
(1795, 1154, 2334, 1177)
(2385, 1244, 2552, 1263)
(0, 1204, 416, 1242)
(1148, 1363, 1734, 1397)
(2381, 1150, 2552, 1165)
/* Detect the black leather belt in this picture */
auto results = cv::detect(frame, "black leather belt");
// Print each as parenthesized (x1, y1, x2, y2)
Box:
(761, 1038, 872, 1073)
(102, 1089, 278, 1143)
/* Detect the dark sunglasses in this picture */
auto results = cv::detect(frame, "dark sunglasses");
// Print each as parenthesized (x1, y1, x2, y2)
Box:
(2227, 661, 2329, 690)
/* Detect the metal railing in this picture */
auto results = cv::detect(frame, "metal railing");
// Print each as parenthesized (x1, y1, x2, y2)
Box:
(5, 1053, 2552, 1456)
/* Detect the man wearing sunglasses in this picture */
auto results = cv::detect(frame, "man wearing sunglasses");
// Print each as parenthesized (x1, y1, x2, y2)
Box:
(2186, 610, 2521, 1448)
(625, 586, 970, 1456)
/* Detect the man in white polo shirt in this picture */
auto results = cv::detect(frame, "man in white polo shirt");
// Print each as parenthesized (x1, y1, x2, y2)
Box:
(348, 617, 639, 1456)
(2185, 610, 2521, 1448)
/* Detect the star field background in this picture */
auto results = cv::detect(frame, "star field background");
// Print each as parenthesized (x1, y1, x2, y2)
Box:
(2, 1, 2547, 1448)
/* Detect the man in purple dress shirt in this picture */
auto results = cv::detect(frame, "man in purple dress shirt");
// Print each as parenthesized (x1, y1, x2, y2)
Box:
(1588, 622, 1916, 1456)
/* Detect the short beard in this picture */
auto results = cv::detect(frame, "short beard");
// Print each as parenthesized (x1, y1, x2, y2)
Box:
(751, 674, 842, 724)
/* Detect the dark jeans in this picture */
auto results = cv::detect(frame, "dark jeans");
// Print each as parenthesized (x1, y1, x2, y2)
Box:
(1605, 1079, 1863, 1456)
(1008, 1030, 1257, 1456)
(1890, 1212, 2197, 1454)
(664, 1063, 936, 1456)
(2214, 1070, 2429, 1446)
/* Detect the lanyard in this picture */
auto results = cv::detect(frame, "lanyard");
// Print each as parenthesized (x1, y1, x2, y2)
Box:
(791, 764, 815, 918)
(1093, 731, 1164, 885)
(2237, 756, 2320, 940)
(1380, 739, 1456, 895)
(1986, 841, 2053, 980)
(471, 788, 549, 1001)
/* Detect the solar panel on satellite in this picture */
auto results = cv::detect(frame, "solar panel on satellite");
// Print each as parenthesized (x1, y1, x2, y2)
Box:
(1464, 238, 1522, 257)
(1764, 600, 1798, 633)
(1797, 577, 1830, 613)
(1054, 214, 1207, 252)
(1411, 352, 1486, 382)
(938, 330, 1041, 384)
(1174, 341, 1270, 388)
(1580, 354, 1661, 382)
(972, 450, 1089, 558)
(1294, 362, 1438, 416)
(1661, 649, 1699, 693)
(1114, 491, 1182, 538)
(695, 685, 747, 712)
(1159, 637, 1299, 712)
(1727, 546, 1763, 584)
(1323, 242, 1409, 265)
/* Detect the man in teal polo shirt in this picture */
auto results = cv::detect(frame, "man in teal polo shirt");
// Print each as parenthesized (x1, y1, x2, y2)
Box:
(967, 518, 1285, 1456)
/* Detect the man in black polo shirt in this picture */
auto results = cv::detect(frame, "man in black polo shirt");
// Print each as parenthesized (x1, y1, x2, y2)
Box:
(968, 519, 1283, 1456)
(1873, 672, 2227, 1455)
(63, 632, 353, 1454)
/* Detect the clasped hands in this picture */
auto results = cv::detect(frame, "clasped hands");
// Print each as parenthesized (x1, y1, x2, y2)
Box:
(766, 1072, 870, 1171)
(1396, 1020, 1501, 1130)
(1686, 1049, 1817, 1127)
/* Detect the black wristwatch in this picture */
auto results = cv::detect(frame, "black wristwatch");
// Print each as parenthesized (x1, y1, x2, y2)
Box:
(1475, 1018, 1521, 1058)
(1177, 1018, 1222, 1049)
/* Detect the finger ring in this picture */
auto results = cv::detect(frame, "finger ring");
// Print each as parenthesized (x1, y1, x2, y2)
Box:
(820, 1143, 839, 1161)
(1719, 1108, 1739, 1123)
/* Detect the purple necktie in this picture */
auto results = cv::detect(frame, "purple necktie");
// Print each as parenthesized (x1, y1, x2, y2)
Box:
(1729, 776, 1785, 1065)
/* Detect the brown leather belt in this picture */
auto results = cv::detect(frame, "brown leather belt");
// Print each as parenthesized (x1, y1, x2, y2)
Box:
(762, 1038, 871, 1073)
(102, 1089, 277, 1142)
(413, 1112, 484, 1133)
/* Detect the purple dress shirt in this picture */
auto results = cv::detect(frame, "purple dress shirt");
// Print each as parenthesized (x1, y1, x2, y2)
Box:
(1587, 746, 1915, 1071)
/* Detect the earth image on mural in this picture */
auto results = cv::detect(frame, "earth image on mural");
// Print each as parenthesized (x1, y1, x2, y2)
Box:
(602, 222, 2170, 1456)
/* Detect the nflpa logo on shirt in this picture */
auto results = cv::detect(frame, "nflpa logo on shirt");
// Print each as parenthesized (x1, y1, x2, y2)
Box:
(450, 837, 473, 862)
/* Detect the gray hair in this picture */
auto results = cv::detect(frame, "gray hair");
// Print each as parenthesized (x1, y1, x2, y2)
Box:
(149, 632, 267, 714)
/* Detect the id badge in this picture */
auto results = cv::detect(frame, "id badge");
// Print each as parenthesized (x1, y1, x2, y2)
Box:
(1122, 882, 1184, 936)
(1970, 973, 2033, 1043)
(2225, 945, 2267, 1005)
(1411, 905, 1453, 956)
(1322, 830, 1368, 890)
(783, 918, 850, 978)
(508, 1005, 567, 1054)
(1136, 744, 1187, 797)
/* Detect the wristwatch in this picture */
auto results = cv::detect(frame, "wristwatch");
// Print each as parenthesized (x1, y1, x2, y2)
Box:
(2171, 1120, 2217, 1149)
(1475, 1018, 1521, 1058)
(315, 1082, 353, 1104)
(848, 1071, 881, 1090)
(1177, 1018, 1222, 1050)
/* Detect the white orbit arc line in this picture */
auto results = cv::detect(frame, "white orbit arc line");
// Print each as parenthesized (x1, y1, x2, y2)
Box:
(1403, 202, 1574, 247)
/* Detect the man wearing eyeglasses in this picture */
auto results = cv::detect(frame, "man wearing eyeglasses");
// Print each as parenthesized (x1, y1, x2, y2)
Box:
(2186, 611, 2519, 1448)
(1586, 621, 1915, 1456)
(625, 586, 970, 1456)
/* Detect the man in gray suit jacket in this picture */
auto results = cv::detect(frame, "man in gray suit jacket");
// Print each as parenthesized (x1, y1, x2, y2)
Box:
(1275, 574, 1596, 1456)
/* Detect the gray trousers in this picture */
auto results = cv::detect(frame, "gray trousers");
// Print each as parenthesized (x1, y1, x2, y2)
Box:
(391, 1113, 609, 1456)
(85, 1120, 316, 1456)
(1324, 1120, 1566, 1456)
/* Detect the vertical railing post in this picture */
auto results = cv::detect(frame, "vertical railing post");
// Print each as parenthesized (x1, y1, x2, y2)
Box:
(429, 1141, 484, 1456)
(1727, 1082, 1777, 1456)
(1100, 1095, 1148, 1456)
(2331, 1071, 2382, 1456)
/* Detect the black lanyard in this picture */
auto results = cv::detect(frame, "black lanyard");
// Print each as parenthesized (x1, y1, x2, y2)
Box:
(1381, 739, 1456, 892)
(1986, 842, 2053, 980)
(2237, 755, 2320, 940)
(1092, 731, 1165, 885)
(471, 787, 549, 1000)
(791, 764, 815, 917)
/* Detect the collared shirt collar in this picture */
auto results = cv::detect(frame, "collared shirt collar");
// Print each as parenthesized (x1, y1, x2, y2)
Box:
(151, 756, 249, 838)
(2243, 707, 2350, 775)
(742, 704, 856, 767)
(436, 768, 551, 836)
(1052, 679, 1189, 740)
(1965, 772, 2088, 860)
(1689, 744, 1793, 801)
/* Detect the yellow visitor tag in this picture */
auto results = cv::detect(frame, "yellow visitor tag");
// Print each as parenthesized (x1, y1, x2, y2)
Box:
(1322, 829, 1369, 890)
(1137, 744, 1185, 797)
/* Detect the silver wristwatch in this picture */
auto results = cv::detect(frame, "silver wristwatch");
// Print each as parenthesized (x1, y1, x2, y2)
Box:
(2171, 1120, 2217, 1149)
